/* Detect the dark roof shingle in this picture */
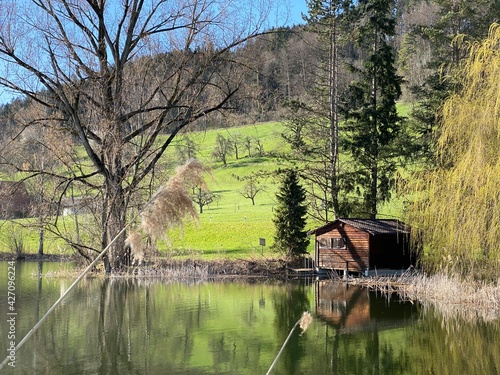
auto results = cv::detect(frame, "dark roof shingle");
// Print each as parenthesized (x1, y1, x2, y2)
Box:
(338, 219, 410, 235)
(309, 218, 410, 235)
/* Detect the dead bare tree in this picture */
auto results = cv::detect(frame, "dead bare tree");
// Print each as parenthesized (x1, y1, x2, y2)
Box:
(0, 0, 282, 271)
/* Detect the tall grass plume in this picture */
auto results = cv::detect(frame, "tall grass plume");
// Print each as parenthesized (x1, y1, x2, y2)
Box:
(125, 231, 145, 265)
(140, 159, 207, 242)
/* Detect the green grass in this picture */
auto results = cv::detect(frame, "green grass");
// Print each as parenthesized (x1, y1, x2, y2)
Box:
(164, 121, 317, 259)
(0, 110, 408, 259)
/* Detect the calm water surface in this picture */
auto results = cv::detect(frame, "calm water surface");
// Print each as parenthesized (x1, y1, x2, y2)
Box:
(0, 261, 500, 374)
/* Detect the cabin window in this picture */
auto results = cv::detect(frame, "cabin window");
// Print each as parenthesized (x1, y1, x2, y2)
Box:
(318, 237, 346, 249)
(318, 238, 329, 248)
(331, 238, 346, 249)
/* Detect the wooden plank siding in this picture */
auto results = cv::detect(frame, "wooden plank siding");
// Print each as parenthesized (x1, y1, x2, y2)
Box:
(315, 223, 370, 272)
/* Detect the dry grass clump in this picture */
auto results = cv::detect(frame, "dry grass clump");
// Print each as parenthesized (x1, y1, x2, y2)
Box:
(397, 274, 500, 322)
(125, 231, 145, 265)
(140, 159, 207, 242)
(129, 261, 210, 280)
(359, 272, 500, 322)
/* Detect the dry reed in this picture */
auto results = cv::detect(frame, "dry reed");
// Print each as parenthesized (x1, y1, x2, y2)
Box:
(266, 311, 313, 375)
(126, 260, 210, 280)
(356, 272, 500, 322)
(397, 274, 500, 322)
(125, 231, 145, 265)
(140, 159, 207, 241)
(299, 311, 313, 334)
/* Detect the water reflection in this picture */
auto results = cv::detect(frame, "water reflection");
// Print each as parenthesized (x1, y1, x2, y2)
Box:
(272, 281, 311, 374)
(314, 281, 419, 374)
(315, 281, 417, 333)
(0, 262, 500, 374)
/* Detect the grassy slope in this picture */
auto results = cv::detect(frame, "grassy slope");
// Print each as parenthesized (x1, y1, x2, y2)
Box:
(0, 105, 409, 259)
(165, 122, 299, 259)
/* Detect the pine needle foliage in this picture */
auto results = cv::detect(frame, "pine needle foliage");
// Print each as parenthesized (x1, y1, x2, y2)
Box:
(272, 169, 310, 259)
(405, 24, 500, 278)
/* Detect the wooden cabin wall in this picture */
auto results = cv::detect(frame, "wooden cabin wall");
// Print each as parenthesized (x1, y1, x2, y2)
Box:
(316, 224, 369, 272)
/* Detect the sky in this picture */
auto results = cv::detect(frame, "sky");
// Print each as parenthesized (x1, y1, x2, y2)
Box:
(287, 0, 309, 25)
(0, 0, 309, 106)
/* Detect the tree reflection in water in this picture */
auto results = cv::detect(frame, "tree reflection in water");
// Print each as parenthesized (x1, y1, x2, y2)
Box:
(1, 262, 500, 375)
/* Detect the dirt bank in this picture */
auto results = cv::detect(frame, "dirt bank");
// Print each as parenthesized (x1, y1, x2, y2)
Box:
(0, 252, 301, 279)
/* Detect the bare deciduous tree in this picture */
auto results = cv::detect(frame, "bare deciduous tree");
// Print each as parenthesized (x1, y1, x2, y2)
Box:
(244, 136, 253, 157)
(191, 186, 218, 213)
(227, 131, 241, 160)
(0, 0, 281, 271)
(233, 171, 268, 205)
(211, 133, 233, 166)
(240, 179, 265, 206)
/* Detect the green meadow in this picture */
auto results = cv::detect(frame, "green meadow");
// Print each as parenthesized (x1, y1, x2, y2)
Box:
(164, 121, 299, 259)
(0, 113, 408, 260)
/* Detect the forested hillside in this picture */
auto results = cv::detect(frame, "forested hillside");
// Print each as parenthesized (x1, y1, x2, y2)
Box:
(0, 0, 498, 271)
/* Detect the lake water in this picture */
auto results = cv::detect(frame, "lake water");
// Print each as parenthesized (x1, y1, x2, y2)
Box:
(0, 261, 500, 374)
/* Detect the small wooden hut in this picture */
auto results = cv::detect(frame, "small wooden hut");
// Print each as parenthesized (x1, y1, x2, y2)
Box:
(309, 218, 412, 274)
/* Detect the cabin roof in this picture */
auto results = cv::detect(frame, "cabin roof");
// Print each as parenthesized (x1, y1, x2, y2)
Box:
(309, 218, 410, 236)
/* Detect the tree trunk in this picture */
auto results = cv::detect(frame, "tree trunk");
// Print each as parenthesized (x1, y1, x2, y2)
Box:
(101, 177, 129, 272)
(328, 7, 340, 218)
(100, 118, 129, 272)
(38, 227, 44, 257)
(369, 27, 378, 219)
(369, 163, 378, 218)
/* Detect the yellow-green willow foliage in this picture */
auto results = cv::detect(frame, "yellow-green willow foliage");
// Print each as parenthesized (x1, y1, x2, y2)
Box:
(405, 23, 500, 278)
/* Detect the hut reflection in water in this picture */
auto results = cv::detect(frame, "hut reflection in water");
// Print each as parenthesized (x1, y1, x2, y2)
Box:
(314, 280, 418, 334)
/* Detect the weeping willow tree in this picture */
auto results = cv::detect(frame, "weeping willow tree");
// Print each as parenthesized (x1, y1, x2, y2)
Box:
(405, 24, 500, 278)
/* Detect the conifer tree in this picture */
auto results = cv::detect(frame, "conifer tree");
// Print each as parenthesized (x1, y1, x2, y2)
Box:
(282, 0, 352, 222)
(342, 0, 403, 218)
(272, 170, 309, 259)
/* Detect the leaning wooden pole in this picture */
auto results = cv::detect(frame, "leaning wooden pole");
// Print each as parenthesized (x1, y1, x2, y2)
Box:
(0, 224, 128, 370)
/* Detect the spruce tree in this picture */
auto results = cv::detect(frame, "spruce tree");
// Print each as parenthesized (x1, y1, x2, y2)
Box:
(342, 0, 403, 218)
(281, 0, 352, 222)
(272, 170, 309, 259)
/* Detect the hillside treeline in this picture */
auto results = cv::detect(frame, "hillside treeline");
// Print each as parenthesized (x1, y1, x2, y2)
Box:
(1, 1, 496, 129)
